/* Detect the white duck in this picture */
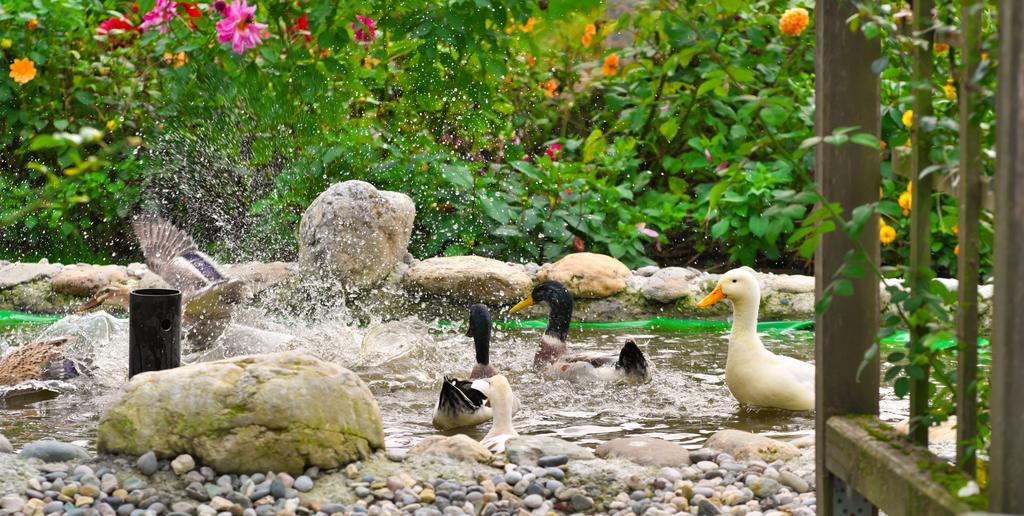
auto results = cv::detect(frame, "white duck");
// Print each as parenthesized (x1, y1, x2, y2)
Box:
(697, 267, 814, 411)
(471, 374, 519, 453)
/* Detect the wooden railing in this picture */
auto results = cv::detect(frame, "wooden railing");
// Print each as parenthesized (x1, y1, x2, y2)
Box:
(815, 0, 1021, 513)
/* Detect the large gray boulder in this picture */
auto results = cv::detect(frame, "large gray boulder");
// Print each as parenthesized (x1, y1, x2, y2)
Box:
(299, 181, 416, 288)
(402, 256, 531, 304)
(97, 352, 384, 474)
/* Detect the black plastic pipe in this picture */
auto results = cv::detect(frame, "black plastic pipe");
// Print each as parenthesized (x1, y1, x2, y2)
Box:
(129, 288, 182, 378)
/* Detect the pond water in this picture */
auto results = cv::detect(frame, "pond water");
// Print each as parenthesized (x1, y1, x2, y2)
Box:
(0, 311, 916, 454)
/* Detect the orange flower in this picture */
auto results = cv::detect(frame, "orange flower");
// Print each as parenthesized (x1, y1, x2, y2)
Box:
(9, 58, 36, 85)
(779, 8, 809, 36)
(601, 53, 620, 75)
(582, 23, 596, 47)
(527, 54, 535, 67)
(541, 78, 558, 97)
(934, 42, 950, 54)
(364, 56, 381, 69)
(26, 18, 39, 30)
(955, 244, 960, 256)
(519, 17, 535, 32)
(952, 224, 959, 236)
(880, 140, 887, 151)
(163, 51, 187, 68)
(880, 222, 896, 245)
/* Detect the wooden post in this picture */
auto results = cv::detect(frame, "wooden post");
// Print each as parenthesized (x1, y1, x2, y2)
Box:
(814, 0, 881, 513)
(907, 0, 935, 446)
(956, 0, 982, 475)
(991, 0, 1024, 510)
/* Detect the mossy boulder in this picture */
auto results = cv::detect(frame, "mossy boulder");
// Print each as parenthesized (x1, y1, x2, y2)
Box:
(97, 352, 384, 474)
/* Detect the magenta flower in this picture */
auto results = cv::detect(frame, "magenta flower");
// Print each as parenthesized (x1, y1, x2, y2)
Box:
(546, 143, 564, 160)
(213, 0, 227, 14)
(139, 0, 178, 33)
(352, 15, 376, 42)
(636, 223, 659, 238)
(715, 161, 729, 172)
(216, 0, 268, 54)
(704, 148, 713, 163)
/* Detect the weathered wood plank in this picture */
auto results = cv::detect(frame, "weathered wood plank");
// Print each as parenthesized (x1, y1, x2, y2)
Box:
(991, 0, 1024, 510)
(825, 416, 983, 516)
(907, 0, 936, 447)
(956, 0, 982, 475)
(814, 0, 881, 513)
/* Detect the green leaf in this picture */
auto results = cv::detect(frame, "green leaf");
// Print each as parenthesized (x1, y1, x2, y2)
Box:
(659, 118, 679, 141)
(760, 105, 788, 127)
(711, 218, 730, 238)
(583, 129, 607, 163)
(833, 279, 854, 297)
(697, 78, 723, 96)
(894, 377, 910, 397)
(440, 165, 474, 189)
(857, 342, 878, 381)
(850, 133, 881, 149)
(748, 216, 768, 237)
(798, 233, 819, 258)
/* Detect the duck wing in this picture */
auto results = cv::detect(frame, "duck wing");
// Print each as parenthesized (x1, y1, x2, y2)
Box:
(132, 215, 229, 299)
(432, 376, 491, 429)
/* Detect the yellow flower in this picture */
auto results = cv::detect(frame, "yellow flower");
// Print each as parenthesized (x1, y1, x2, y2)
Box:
(898, 191, 912, 215)
(519, 17, 535, 32)
(907, 181, 912, 194)
(9, 58, 36, 85)
(779, 8, 810, 36)
(541, 78, 558, 97)
(953, 224, 959, 236)
(934, 42, 950, 54)
(106, 120, 118, 131)
(982, 52, 989, 62)
(26, 18, 39, 30)
(364, 56, 381, 69)
(902, 109, 914, 128)
(163, 52, 188, 68)
(582, 23, 596, 48)
(601, 53, 620, 75)
(880, 223, 896, 245)
(943, 83, 957, 101)
(0, 39, 11, 49)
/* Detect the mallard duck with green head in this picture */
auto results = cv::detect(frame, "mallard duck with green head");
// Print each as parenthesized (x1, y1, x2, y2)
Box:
(509, 280, 649, 381)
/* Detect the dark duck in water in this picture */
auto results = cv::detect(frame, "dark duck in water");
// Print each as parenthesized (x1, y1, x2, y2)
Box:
(432, 304, 520, 429)
(509, 280, 649, 381)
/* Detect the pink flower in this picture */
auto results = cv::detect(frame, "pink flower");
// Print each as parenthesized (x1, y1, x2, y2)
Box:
(636, 223, 659, 238)
(704, 148, 712, 163)
(216, 0, 268, 54)
(212, 0, 227, 14)
(139, 0, 178, 33)
(352, 15, 376, 42)
(546, 143, 564, 160)
(715, 161, 729, 172)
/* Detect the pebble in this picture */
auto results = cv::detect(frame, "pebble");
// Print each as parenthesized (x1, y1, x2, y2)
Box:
(536, 455, 568, 468)
(522, 494, 543, 509)
(171, 454, 196, 475)
(293, 476, 314, 492)
(137, 451, 159, 476)
(779, 471, 810, 493)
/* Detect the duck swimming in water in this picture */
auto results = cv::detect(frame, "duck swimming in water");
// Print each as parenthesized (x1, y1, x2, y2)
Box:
(509, 281, 648, 381)
(697, 267, 814, 411)
(78, 215, 250, 349)
(471, 374, 519, 453)
(0, 337, 87, 386)
(432, 304, 519, 429)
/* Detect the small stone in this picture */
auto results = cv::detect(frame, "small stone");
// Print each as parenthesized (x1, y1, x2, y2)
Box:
(76, 496, 95, 507)
(81, 485, 102, 498)
(172, 455, 196, 475)
(1, 494, 25, 512)
(18, 441, 92, 462)
(269, 480, 286, 499)
(137, 452, 159, 476)
(503, 471, 522, 485)
(779, 471, 810, 494)
(320, 503, 345, 514)
(293, 476, 314, 493)
(751, 478, 781, 498)
(569, 494, 593, 512)
(698, 499, 721, 516)
(419, 489, 435, 504)
(171, 502, 194, 513)
(696, 461, 718, 472)
(522, 494, 543, 509)
(536, 455, 568, 468)
(101, 474, 119, 493)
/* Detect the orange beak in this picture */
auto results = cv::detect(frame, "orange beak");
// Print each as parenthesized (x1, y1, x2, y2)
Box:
(77, 294, 106, 313)
(697, 285, 726, 308)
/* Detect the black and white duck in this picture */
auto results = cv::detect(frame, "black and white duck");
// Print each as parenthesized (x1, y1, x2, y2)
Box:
(509, 280, 649, 381)
(432, 304, 519, 430)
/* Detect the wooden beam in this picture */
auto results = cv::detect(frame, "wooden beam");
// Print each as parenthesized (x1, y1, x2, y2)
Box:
(814, 0, 881, 513)
(990, 0, 1024, 510)
(825, 416, 983, 516)
(956, 0, 982, 476)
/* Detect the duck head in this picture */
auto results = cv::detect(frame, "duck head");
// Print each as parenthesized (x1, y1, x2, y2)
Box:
(509, 281, 572, 342)
(696, 267, 760, 308)
(467, 304, 492, 367)
(78, 284, 132, 312)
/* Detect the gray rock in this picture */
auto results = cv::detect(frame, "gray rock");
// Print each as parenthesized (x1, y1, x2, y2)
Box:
(137, 451, 159, 475)
(634, 266, 660, 277)
(704, 430, 800, 463)
(0, 262, 62, 289)
(569, 494, 594, 511)
(96, 352, 383, 475)
(505, 436, 594, 466)
(536, 455, 569, 468)
(767, 274, 814, 294)
(595, 436, 691, 466)
(298, 180, 416, 288)
(697, 498, 721, 515)
(779, 471, 810, 493)
(641, 267, 699, 303)
(293, 476, 313, 492)
(750, 477, 781, 498)
(0, 433, 11, 453)
(402, 256, 531, 305)
(18, 440, 91, 462)
(522, 494, 543, 509)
